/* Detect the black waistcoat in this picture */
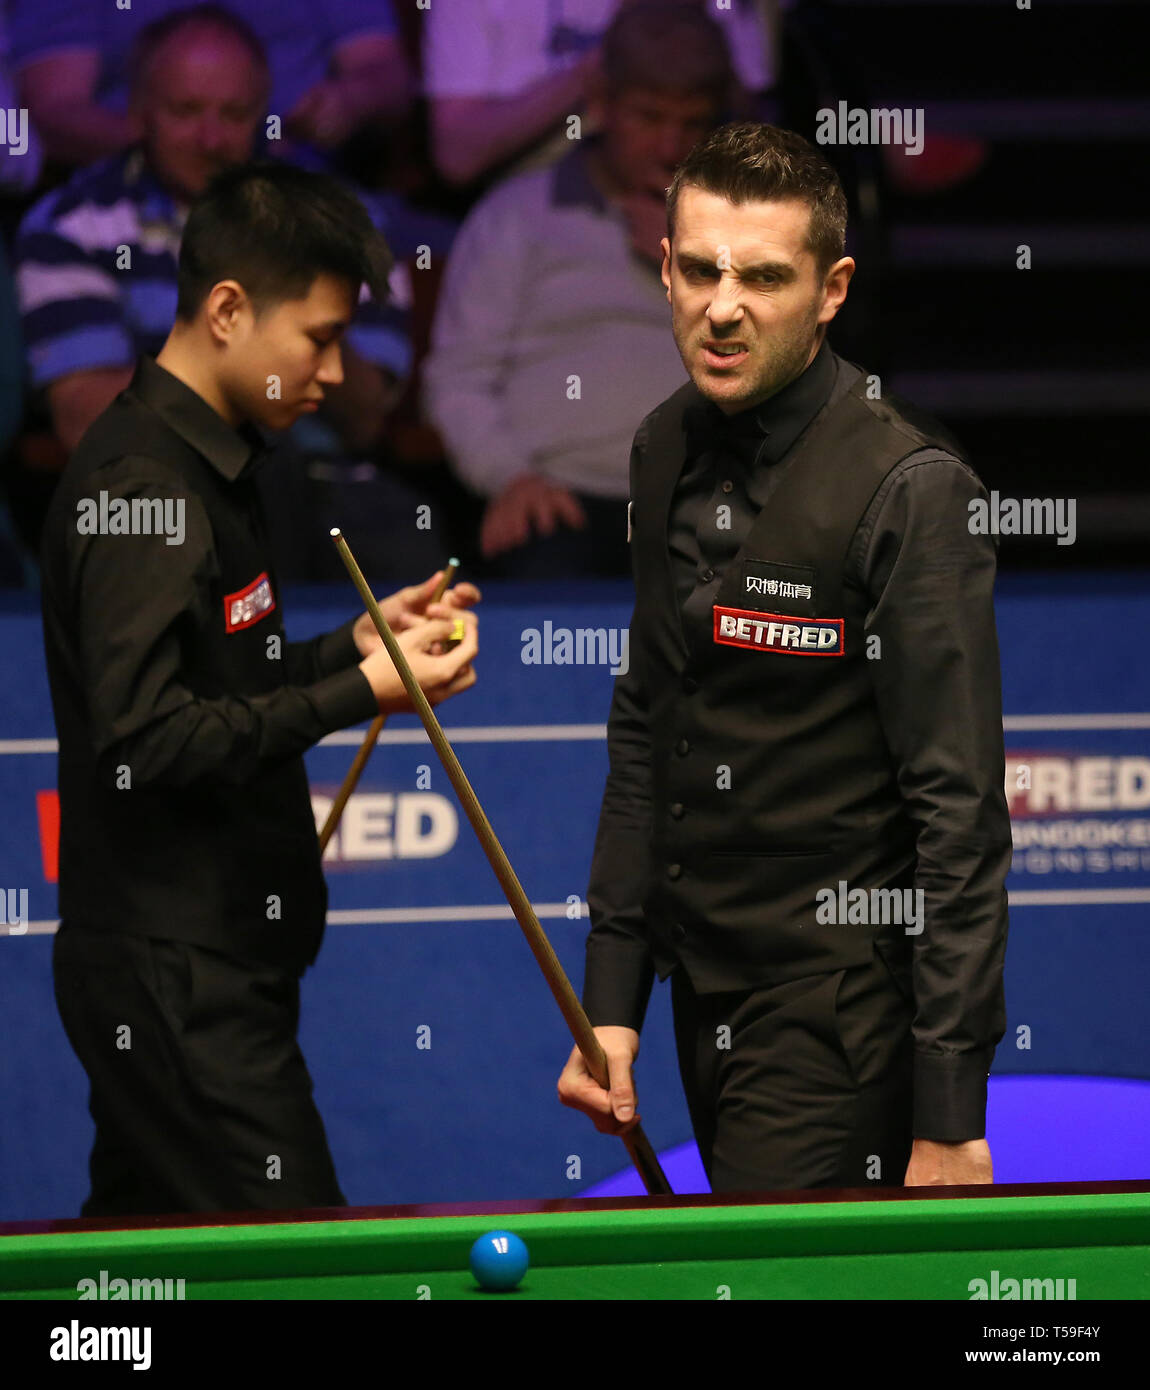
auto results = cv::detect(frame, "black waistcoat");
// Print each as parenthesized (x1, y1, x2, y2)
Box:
(631, 362, 959, 989)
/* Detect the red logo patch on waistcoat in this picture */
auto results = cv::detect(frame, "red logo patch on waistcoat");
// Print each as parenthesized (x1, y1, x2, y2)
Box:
(223, 572, 276, 633)
(713, 604, 844, 656)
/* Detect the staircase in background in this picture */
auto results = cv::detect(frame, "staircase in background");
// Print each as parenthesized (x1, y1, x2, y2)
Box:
(783, 0, 1148, 564)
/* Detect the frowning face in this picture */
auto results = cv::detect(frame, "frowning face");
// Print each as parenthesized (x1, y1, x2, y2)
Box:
(660, 187, 854, 414)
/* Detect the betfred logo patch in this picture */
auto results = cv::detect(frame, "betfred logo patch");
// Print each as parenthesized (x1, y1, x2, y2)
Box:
(224, 572, 275, 633)
(713, 604, 844, 656)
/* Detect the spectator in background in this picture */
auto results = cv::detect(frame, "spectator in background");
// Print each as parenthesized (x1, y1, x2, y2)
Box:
(7, 0, 411, 169)
(423, 2, 731, 578)
(12, 6, 410, 570)
(424, 0, 781, 189)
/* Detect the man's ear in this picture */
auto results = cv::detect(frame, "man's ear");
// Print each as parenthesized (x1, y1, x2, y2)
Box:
(204, 280, 250, 345)
(817, 256, 855, 326)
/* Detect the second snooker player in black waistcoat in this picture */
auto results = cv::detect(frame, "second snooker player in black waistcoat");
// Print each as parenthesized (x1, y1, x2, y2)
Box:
(558, 123, 1012, 1191)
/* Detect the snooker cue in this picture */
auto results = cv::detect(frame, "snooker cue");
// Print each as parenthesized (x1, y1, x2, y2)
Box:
(330, 528, 673, 1198)
(318, 560, 460, 855)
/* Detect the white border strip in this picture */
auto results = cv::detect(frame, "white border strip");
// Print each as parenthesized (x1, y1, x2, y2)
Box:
(1006, 889, 1150, 906)
(1003, 714, 1150, 731)
(327, 903, 581, 924)
(7, 905, 584, 937)
(0, 726, 610, 754)
(318, 724, 608, 747)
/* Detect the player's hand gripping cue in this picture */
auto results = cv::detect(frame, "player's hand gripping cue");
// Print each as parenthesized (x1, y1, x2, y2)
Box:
(557, 1026, 643, 1136)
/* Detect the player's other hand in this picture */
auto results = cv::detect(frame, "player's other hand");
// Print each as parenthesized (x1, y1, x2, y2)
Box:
(354, 573, 482, 655)
(903, 1137, 993, 1186)
(480, 473, 586, 559)
(358, 612, 478, 714)
(557, 1026, 641, 1136)
(385, 571, 482, 631)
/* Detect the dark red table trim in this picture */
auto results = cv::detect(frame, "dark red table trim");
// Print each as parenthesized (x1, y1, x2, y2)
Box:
(2, 1178, 1148, 1238)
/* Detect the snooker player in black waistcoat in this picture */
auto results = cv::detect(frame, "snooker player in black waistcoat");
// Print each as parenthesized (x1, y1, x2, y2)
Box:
(558, 123, 1012, 1191)
(40, 162, 480, 1215)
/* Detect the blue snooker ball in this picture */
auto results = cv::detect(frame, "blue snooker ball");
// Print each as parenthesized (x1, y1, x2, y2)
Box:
(469, 1230, 529, 1291)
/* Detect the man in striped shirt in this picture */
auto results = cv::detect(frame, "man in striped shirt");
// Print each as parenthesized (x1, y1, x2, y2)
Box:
(14, 7, 409, 487)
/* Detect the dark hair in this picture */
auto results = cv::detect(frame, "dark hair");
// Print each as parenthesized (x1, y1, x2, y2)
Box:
(603, 1, 731, 104)
(175, 160, 394, 320)
(130, 3, 267, 96)
(666, 122, 848, 277)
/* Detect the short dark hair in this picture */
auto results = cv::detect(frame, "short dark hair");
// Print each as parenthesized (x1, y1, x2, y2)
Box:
(130, 3, 267, 97)
(175, 160, 394, 321)
(602, 1, 732, 105)
(666, 122, 848, 277)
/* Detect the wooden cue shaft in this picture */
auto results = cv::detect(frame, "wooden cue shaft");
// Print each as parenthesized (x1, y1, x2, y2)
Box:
(330, 528, 673, 1198)
(318, 561, 460, 854)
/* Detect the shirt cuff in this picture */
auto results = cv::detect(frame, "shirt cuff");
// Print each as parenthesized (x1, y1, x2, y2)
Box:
(582, 942, 656, 1034)
(314, 616, 363, 678)
(912, 1050, 995, 1141)
(309, 665, 379, 734)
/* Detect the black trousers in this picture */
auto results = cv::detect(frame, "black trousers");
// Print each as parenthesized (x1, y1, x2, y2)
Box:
(671, 945, 915, 1192)
(52, 924, 346, 1217)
